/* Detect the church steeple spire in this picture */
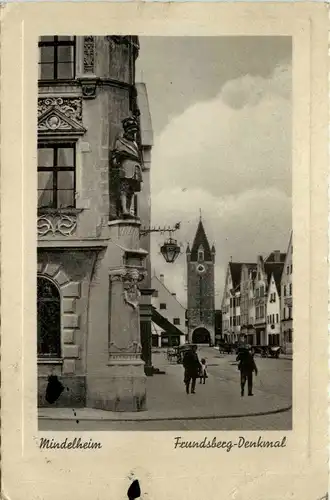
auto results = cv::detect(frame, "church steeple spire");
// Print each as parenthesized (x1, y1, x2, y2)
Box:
(190, 214, 212, 262)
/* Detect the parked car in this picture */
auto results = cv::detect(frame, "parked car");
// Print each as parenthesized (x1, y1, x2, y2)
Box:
(269, 346, 281, 358)
(251, 345, 282, 358)
(218, 342, 234, 354)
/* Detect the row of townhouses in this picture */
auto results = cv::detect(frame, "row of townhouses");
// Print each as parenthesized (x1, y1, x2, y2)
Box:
(221, 231, 293, 354)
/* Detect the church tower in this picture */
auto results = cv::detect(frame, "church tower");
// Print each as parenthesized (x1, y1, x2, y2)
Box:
(186, 215, 215, 345)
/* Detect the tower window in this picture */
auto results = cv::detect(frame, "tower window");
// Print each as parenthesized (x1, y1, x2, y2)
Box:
(198, 250, 204, 261)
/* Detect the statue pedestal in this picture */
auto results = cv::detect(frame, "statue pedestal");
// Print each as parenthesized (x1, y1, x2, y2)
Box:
(86, 362, 146, 412)
(89, 219, 148, 412)
(106, 262, 147, 411)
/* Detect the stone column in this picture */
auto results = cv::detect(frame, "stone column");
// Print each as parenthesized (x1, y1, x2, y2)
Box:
(106, 219, 148, 411)
(107, 266, 147, 411)
(139, 289, 154, 376)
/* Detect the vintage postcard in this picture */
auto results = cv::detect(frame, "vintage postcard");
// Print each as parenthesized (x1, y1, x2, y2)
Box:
(1, 2, 328, 500)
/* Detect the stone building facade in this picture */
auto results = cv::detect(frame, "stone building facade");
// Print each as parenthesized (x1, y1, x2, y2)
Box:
(186, 219, 215, 345)
(239, 263, 257, 344)
(254, 256, 269, 346)
(135, 82, 154, 375)
(37, 35, 152, 411)
(280, 231, 293, 354)
(266, 271, 282, 346)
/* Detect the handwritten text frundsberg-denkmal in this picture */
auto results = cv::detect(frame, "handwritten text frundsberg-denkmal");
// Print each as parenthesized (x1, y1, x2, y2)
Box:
(174, 436, 287, 452)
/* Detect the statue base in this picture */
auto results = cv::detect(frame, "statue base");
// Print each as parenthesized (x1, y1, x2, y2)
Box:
(86, 360, 147, 412)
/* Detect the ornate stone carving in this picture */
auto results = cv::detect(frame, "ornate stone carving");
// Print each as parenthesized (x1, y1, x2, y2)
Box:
(38, 98, 86, 136)
(39, 114, 71, 131)
(38, 97, 82, 122)
(37, 214, 77, 237)
(106, 36, 140, 57)
(123, 268, 147, 310)
(81, 80, 97, 99)
(111, 115, 143, 218)
(109, 341, 142, 353)
(83, 36, 95, 73)
(109, 267, 146, 309)
(108, 340, 143, 361)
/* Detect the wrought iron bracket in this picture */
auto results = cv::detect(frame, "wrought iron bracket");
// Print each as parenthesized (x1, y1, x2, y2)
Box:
(140, 222, 180, 237)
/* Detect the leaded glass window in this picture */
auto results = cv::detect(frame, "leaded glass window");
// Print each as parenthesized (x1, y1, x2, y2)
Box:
(37, 277, 61, 358)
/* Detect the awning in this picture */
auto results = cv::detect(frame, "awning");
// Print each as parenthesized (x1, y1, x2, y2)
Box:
(151, 307, 183, 338)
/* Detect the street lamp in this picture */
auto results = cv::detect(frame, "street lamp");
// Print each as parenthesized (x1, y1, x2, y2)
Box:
(160, 237, 181, 263)
(140, 222, 181, 264)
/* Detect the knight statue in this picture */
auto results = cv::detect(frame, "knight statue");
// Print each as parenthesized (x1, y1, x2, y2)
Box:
(111, 115, 143, 217)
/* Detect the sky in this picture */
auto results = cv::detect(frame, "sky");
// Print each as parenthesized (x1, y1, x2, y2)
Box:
(136, 36, 292, 308)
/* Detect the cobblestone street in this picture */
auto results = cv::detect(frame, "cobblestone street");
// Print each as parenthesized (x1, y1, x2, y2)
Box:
(39, 347, 292, 431)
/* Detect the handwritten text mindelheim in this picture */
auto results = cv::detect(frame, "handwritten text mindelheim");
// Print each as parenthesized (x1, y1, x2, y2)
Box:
(174, 436, 287, 452)
(40, 437, 102, 450)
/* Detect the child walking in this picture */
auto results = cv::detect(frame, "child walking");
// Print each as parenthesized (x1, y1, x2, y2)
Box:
(199, 358, 208, 384)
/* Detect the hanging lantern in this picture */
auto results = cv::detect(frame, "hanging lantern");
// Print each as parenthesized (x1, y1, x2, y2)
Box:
(160, 237, 181, 263)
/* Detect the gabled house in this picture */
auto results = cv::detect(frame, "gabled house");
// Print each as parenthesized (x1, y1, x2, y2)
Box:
(221, 265, 232, 342)
(254, 251, 285, 346)
(221, 262, 245, 343)
(254, 255, 268, 345)
(280, 231, 293, 354)
(240, 263, 257, 343)
(266, 262, 285, 346)
(151, 274, 187, 347)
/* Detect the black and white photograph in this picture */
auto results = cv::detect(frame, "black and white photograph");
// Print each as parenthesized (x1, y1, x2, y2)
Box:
(1, 3, 329, 500)
(36, 35, 293, 431)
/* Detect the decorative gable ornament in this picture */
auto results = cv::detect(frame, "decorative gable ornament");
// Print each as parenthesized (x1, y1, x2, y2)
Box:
(38, 106, 86, 138)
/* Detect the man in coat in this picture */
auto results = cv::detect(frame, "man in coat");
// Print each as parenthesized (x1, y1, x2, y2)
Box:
(236, 347, 258, 397)
(182, 345, 202, 394)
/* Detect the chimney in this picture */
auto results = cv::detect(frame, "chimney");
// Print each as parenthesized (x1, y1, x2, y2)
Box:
(273, 250, 280, 262)
(160, 274, 164, 283)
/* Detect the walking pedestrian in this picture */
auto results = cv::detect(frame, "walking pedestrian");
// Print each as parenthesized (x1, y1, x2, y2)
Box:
(183, 345, 201, 394)
(236, 348, 258, 397)
(199, 358, 208, 384)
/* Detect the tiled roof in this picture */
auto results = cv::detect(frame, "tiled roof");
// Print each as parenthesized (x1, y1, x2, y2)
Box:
(190, 220, 212, 261)
(229, 262, 256, 289)
(229, 263, 242, 289)
(265, 262, 284, 294)
(152, 307, 184, 337)
(265, 252, 286, 263)
(152, 275, 186, 309)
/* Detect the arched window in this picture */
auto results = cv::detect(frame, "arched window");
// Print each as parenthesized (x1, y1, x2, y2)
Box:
(198, 245, 204, 262)
(37, 276, 61, 358)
